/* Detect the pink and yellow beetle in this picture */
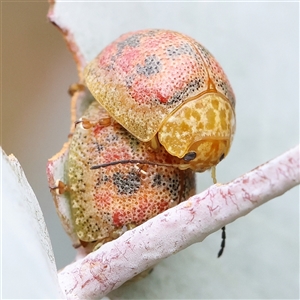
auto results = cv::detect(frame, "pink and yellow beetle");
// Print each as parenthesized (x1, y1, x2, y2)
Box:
(84, 29, 236, 172)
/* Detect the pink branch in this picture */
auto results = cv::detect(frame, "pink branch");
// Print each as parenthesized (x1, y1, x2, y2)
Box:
(58, 145, 299, 299)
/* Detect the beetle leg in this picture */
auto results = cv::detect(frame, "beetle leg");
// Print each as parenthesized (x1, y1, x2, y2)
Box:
(75, 116, 112, 130)
(211, 166, 217, 184)
(75, 117, 93, 129)
(92, 237, 116, 251)
(98, 116, 112, 126)
(149, 135, 161, 150)
(134, 164, 148, 176)
(49, 180, 68, 195)
(126, 223, 137, 230)
(68, 83, 85, 96)
(92, 240, 106, 251)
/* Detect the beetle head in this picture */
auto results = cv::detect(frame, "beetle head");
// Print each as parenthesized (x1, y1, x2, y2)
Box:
(158, 92, 236, 172)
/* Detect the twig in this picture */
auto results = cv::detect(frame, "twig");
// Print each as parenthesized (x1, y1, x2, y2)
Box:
(58, 145, 299, 300)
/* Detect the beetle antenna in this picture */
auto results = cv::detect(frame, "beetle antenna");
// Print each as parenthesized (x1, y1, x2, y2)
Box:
(217, 226, 226, 258)
(90, 159, 182, 169)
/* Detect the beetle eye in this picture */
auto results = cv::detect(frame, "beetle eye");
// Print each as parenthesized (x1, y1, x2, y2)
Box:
(219, 153, 225, 162)
(183, 152, 197, 161)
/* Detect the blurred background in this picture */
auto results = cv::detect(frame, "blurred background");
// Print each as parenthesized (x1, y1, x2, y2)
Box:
(2, 2, 299, 299)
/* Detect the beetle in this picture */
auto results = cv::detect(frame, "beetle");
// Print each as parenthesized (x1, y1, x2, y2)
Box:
(84, 29, 236, 173)
(50, 100, 195, 251)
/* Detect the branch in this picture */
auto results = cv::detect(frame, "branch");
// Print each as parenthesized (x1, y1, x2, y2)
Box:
(58, 145, 300, 299)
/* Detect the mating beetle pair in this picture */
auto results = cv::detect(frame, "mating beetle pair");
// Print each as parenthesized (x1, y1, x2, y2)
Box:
(48, 29, 235, 255)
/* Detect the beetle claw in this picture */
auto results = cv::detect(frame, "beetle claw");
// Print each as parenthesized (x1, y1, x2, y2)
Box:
(49, 180, 68, 195)
(75, 117, 93, 129)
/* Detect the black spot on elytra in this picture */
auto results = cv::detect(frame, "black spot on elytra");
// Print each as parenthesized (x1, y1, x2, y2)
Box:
(125, 74, 136, 88)
(136, 55, 162, 77)
(116, 34, 142, 56)
(166, 43, 194, 58)
(168, 177, 180, 201)
(93, 142, 104, 153)
(145, 29, 160, 37)
(167, 78, 204, 105)
(113, 170, 141, 195)
(152, 173, 180, 201)
(105, 134, 119, 143)
(166, 45, 181, 57)
(152, 174, 162, 187)
(97, 174, 110, 186)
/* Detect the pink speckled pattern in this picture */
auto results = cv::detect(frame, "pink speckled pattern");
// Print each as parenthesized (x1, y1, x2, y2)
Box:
(68, 101, 195, 246)
(84, 29, 235, 142)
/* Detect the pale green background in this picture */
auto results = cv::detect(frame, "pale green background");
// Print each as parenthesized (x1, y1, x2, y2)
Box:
(2, 2, 299, 299)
